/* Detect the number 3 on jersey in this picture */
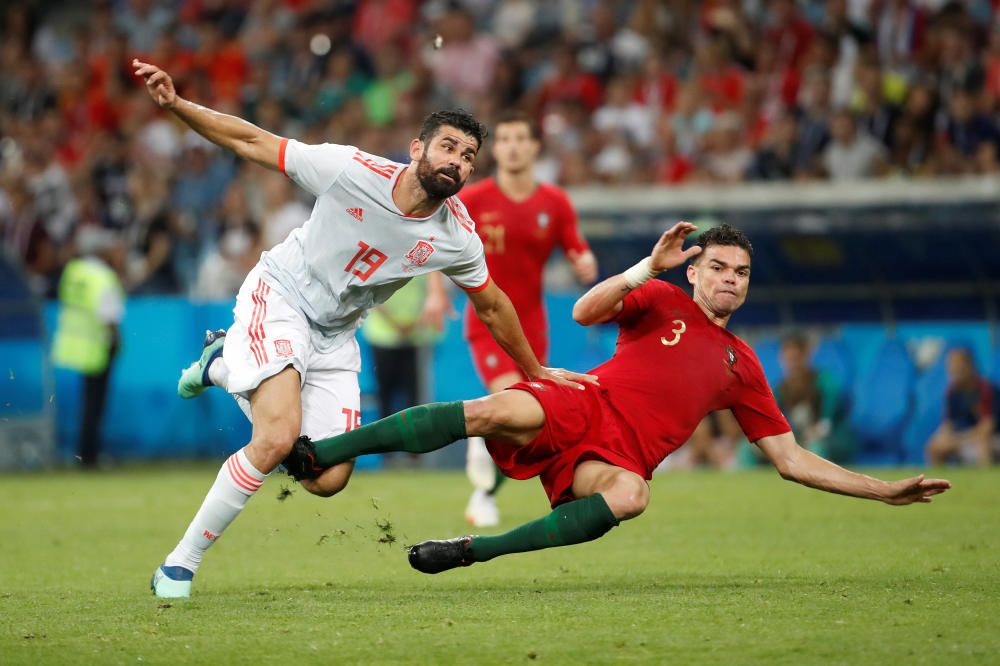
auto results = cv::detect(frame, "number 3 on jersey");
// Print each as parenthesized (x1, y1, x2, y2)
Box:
(344, 241, 388, 281)
(661, 319, 686, 347)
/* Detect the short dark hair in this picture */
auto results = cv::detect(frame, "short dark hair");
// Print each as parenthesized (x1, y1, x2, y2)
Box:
(695, 224, 753, 261)
(494, 110, 541, 140)
(419, 109, 487, 149)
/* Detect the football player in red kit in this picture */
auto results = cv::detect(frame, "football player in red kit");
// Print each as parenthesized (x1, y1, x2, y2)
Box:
(284, 222, 951, 574)
(459, 111, 597, 527)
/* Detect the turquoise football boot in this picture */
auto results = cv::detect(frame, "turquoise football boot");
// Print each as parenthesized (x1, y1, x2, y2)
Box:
(177, 329, 226, 399)
(151, 565, 194, 598)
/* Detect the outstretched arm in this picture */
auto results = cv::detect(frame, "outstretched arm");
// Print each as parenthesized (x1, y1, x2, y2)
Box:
(755, 431, 951, 505)
(133, 59, 283, 171)
(572, 221, 701, 326)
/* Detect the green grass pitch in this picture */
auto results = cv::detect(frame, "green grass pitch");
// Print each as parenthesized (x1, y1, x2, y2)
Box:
(1, 465, 997, 665)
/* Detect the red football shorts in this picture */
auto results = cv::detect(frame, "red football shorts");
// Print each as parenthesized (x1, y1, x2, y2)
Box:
(486, 380, 649, 508)
(468, 333, 548, 388)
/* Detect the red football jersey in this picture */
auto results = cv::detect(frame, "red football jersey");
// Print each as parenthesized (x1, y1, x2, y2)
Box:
(459, 177, 590, 342)
(593, 279, 790, 472)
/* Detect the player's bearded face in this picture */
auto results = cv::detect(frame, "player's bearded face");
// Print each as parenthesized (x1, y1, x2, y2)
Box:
(416, 151, 464, 199)
(416, 132, 476, 200)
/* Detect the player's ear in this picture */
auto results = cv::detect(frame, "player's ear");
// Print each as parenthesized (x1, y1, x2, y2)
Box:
(409, 138, 424, 162)
(686, 262, 697, 286)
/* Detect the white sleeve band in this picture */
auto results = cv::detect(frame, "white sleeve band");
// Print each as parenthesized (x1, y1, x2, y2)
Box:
(622, 257, 660, 290)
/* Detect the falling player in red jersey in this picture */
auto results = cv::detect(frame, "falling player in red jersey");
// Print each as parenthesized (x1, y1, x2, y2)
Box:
(458, 111, 598, 527)
(283, 222, 951, 574)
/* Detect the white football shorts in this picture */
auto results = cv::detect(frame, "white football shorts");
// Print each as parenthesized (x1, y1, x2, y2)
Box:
(224, 265, 362, 440)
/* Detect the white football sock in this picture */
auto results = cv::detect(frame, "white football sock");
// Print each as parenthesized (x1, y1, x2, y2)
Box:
(164, 447, 265, 573)
(466, 436, 495, 492)
(207, 356, 230, 391)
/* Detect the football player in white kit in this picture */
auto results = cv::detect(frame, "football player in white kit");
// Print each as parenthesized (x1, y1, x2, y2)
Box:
(133, 59, 596, 598)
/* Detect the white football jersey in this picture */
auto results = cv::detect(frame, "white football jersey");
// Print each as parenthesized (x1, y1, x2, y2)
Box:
(258, 139, 489, 351)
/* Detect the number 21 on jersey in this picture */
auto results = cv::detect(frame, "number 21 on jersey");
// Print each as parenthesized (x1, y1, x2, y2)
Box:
(344, 241, 387, 281)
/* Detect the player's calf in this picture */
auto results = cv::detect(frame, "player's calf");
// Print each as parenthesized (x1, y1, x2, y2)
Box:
(572, 462, 649, 520)
(298, 460, 355, 497)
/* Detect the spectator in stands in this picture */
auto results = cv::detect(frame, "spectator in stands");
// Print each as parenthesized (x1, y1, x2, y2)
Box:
(592, 75, 654, 149)
(125, 166, 178, 294)
(670, 411, 742, 470)
(6, 0, 1000, 294)
(926, 347, 997, 467)
(632, 48, 678, 116)
(887, 115, 931, 175)
(983, 20, 1000, 112)
(114, 0, 172, 53)
(0, 176, 59, 296)
(740, 333, 855, 467)
(747, 112, 801, 180)
(257, 171, 309, 251)
(423, 4, 500, 107)
(763, 0, 815, 70)
(653, 118, 693, 184)
(311, 47, 369, 123)
(898, 81, 937, 151)
(698, 111, 752, 183)
(810, 5, 869, 109)
(774, 333, 855, 463)
(537, 42, 603, 117)
(934, 87, 1000, 175)
(933, 20, 984, 103)
(794, 68, 834, 177)
(694, 33, 745, 112)
(821, 108, 887, 180)
(192, 218, 262, 301)
(363, 42, 415, 127)
(670, 82, 714, 158)
(875, 0, 929, 81)
(850, 54, 903, 147)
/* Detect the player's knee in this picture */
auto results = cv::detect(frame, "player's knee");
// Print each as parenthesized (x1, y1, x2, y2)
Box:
(601, 473, 649, 520)
(249, 424, 299, 468)
(464, 395, 512, 438)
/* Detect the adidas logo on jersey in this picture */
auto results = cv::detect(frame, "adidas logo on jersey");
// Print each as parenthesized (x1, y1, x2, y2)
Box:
(346, 207, 364, 222)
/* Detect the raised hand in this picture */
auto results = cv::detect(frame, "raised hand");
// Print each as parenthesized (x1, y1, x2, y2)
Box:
(650, 221, 702, 272)
(880, 474, 951, 505)
(132, 59, 177, 109)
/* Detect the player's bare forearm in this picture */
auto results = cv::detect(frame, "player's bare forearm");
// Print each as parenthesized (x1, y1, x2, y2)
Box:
(133, 59, 282, 170)
(572, 274, 630, 325)
(756, 431, 950, 505)
(469, 283, 544, 378)
(774, 443, 888, 499)
(574, 222, 702, 326)
(171, 98, 283, 170)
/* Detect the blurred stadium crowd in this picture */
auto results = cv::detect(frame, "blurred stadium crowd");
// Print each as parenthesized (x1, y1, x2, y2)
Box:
(3, 0, 1000, 299)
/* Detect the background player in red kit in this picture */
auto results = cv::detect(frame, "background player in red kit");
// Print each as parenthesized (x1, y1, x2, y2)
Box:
(458, 111, 597, 527)
(284, 223, 951, 574)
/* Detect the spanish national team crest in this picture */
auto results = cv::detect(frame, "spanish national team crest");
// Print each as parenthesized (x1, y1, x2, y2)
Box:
(275, 339, 294, 358)
(725, 345, 737, 369)
(537, 212, 550, 229)
(405, 240, 435, 266)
